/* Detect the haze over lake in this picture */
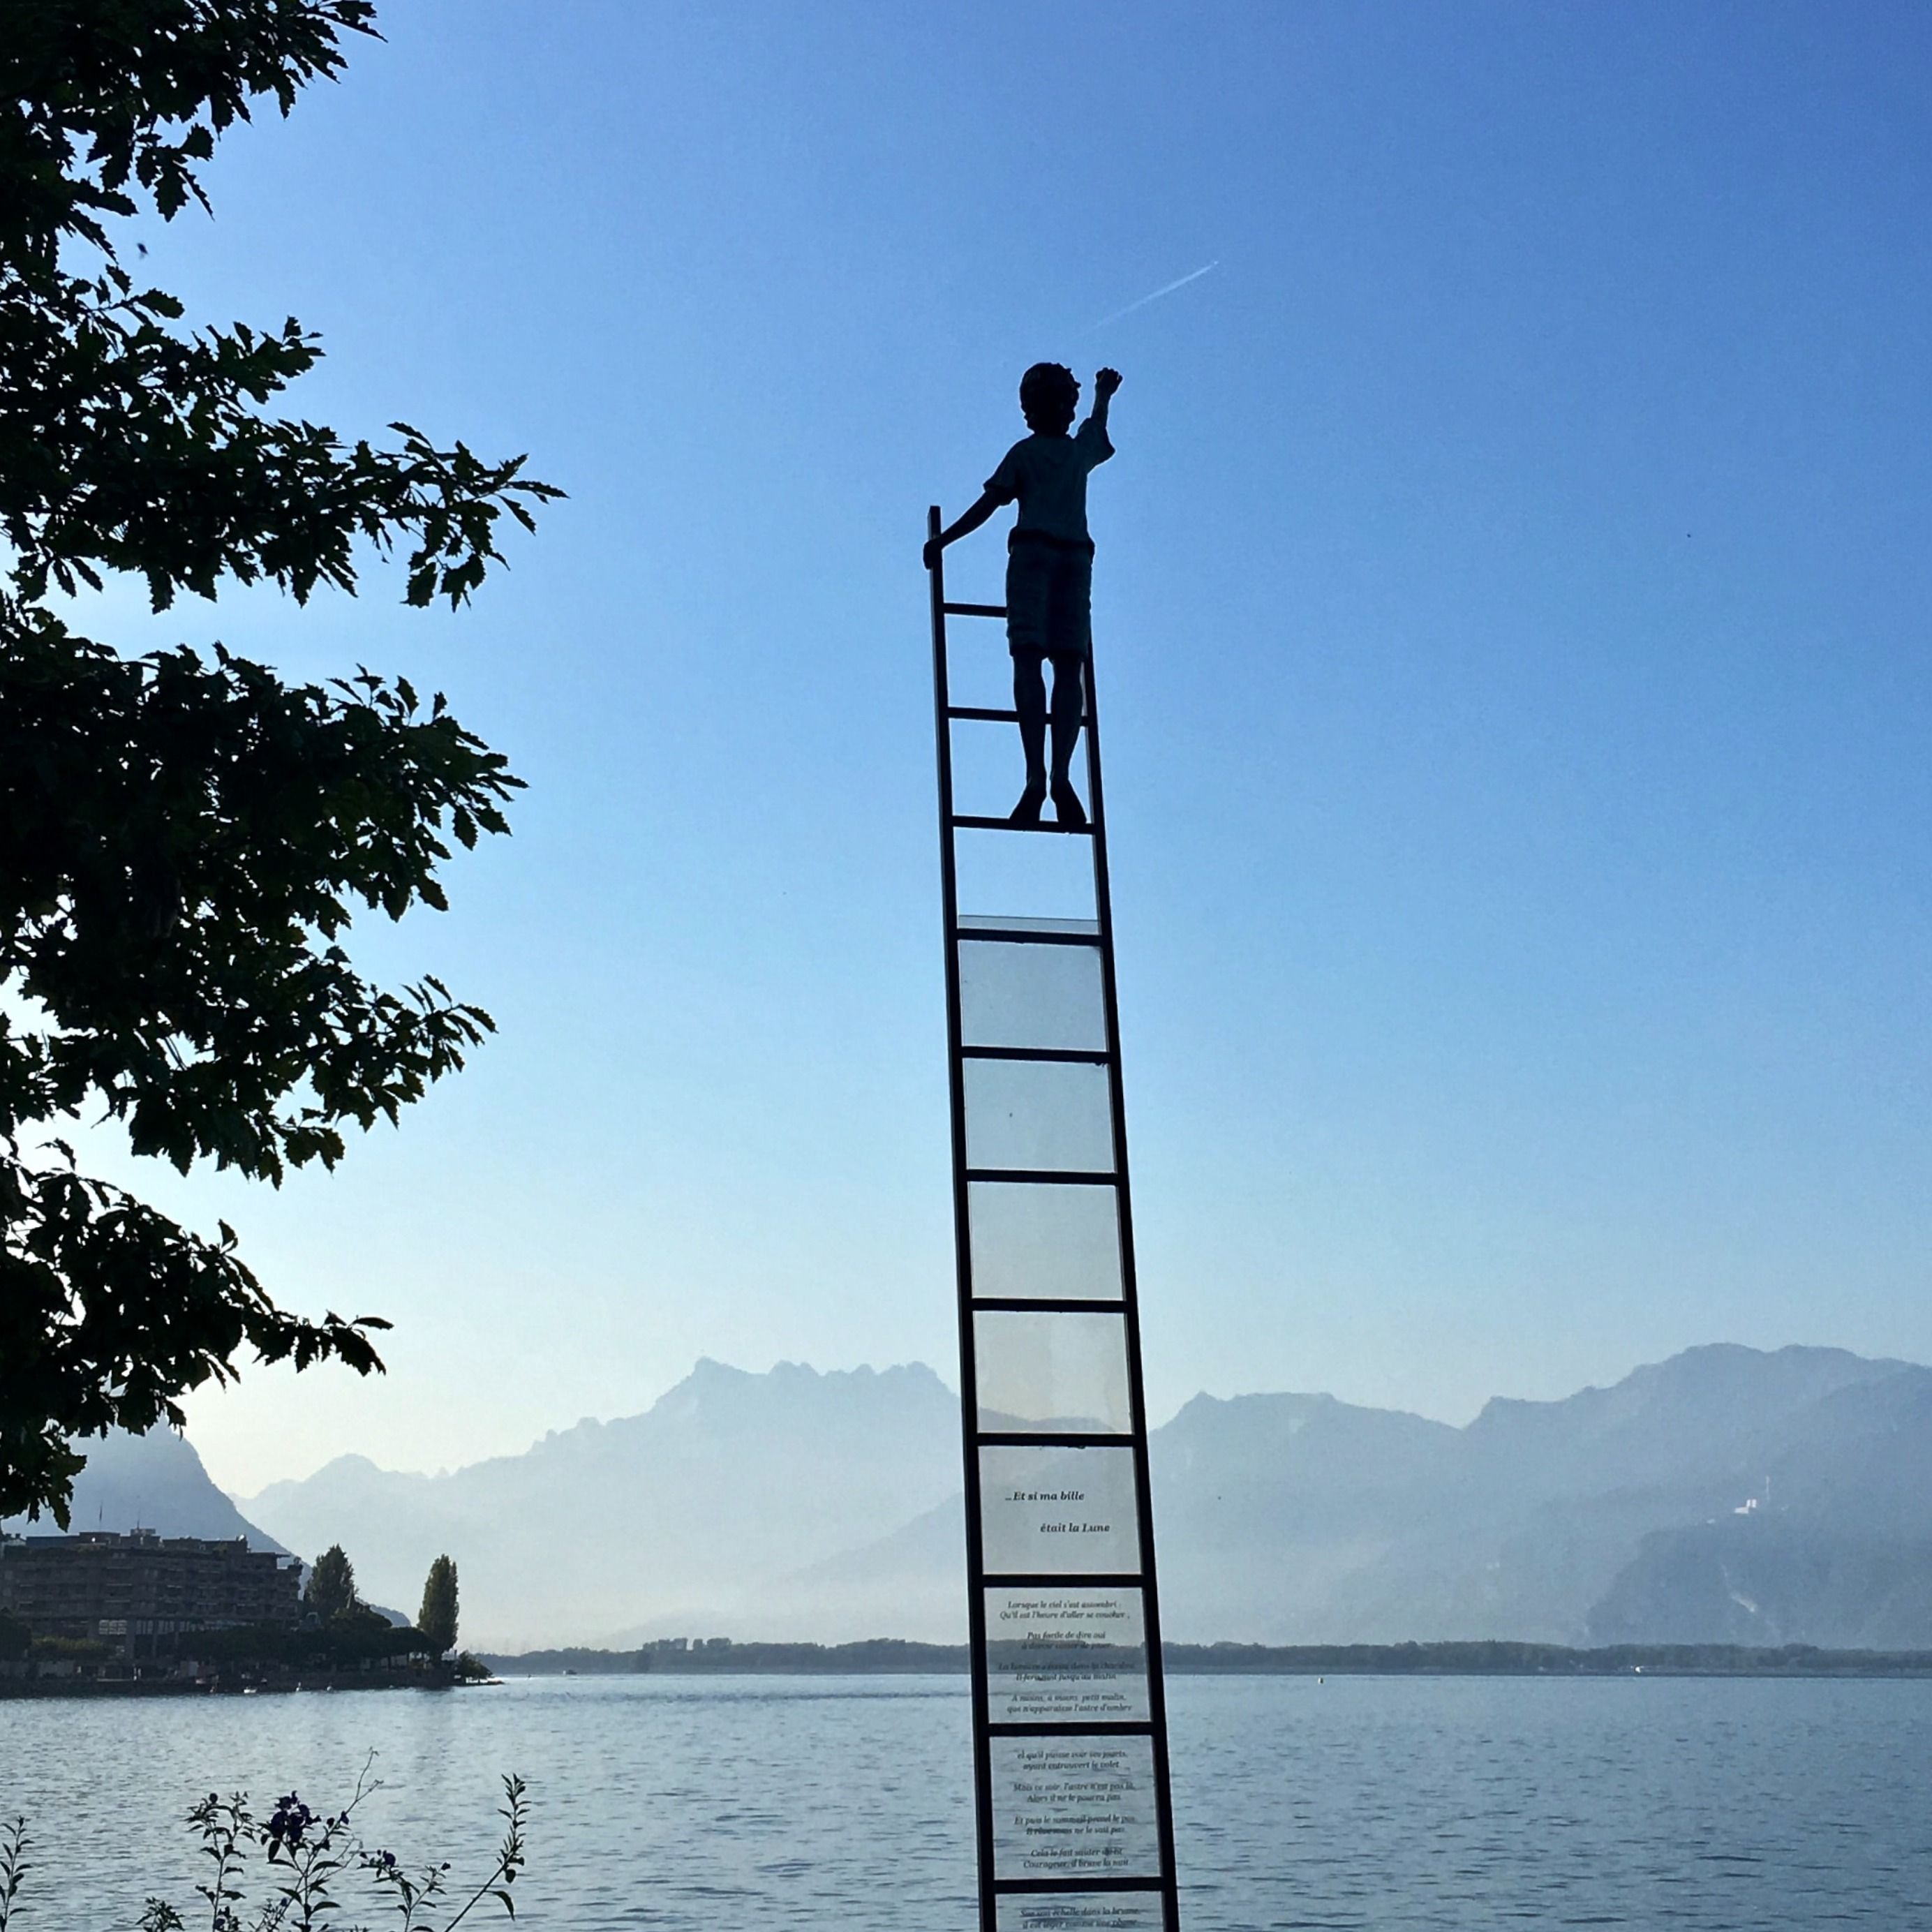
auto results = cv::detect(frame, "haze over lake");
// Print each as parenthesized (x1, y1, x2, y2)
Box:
(5, 1674, 1928, 1929)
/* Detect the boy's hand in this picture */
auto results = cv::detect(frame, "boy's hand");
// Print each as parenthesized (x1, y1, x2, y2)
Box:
(925, 489, 1000, 567)
(1094, 368, 1122, 398)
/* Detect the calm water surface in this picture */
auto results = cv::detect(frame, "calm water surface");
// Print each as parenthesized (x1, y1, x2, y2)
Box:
(3, 1673, 1929, 1928)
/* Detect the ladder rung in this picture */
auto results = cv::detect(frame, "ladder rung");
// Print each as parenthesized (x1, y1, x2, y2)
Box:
(976, 1429, 1136, 1448)
(963, 1168, 1115, 1186)
(950, 814, 1094, 835)
(954, 923, 1105, 946)
(946, 707, 1092, 725)
(955, 926, 1101, 949)
(972, 1295, 1125, 1312)
(943, 602, 1007, 618)
(981, 1572, 1144, 1590)
(960, 1045, 1109, 1065)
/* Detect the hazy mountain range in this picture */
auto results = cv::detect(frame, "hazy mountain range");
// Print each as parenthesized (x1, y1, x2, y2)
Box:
(20, 1345, 1931, 1653)
(1, 1424, 285, 1552)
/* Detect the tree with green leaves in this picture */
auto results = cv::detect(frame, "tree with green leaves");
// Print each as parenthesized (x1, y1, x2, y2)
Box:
(302, 1543, 356, 1623)
(417, 1552, 458, 1658)
(0, 2, 561, 1524)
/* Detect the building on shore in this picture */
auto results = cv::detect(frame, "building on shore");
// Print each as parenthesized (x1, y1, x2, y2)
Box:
(0, 1529, 302, 1660)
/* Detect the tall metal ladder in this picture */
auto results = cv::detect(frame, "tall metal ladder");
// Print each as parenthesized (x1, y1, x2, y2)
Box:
(928, 507, 1182, 1932)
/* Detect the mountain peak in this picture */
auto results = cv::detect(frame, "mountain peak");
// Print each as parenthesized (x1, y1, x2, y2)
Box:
(3, 1427, 283, 1552)
(1468, 1342, 1909, 1443)
(195, 1340, 1932, 1652)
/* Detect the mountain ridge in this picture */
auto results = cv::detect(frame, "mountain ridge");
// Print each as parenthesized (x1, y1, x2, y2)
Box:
(240, 1356, 963, 1650)
(1, 1425, 283, 1553)
(219, 1342, 1932, 1652)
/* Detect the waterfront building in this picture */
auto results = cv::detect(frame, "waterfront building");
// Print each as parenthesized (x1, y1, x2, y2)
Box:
(0, 1529, 302, 1658)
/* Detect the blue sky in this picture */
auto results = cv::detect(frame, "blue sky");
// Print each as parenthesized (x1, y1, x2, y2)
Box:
(81, 1, 1930, 1489)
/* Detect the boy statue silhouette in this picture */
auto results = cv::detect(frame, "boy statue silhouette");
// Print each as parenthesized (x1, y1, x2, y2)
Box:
(925, 364, 1121, 826)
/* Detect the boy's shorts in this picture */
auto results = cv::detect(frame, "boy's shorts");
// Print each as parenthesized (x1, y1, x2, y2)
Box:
(1005, 530, 1093, 660)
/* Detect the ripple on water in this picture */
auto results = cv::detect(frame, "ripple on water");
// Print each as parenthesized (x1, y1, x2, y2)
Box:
(1, 1673, 1929, 1928)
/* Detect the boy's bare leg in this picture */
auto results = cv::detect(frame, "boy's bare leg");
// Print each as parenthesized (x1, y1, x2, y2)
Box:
(1011, 653, 1048, 823)
(1048, 657, 1087, 827)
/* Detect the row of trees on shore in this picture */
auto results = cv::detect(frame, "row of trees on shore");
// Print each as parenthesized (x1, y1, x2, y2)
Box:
(292, 1544, 463, 1665)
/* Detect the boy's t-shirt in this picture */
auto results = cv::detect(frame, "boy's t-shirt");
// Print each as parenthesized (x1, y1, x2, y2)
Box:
(983, 418, 1113, 544)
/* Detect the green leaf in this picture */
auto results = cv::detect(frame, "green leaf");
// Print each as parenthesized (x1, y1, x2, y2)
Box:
(0, 5, 554, 1517)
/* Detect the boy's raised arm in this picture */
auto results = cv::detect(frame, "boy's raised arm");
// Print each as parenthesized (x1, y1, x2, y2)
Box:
(1087, 366, 1122, 434)
(923, 489, 1000, 570)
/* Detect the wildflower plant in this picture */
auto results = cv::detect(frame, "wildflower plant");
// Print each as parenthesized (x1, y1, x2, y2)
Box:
(0, 1818, 29, 1932)
(5, 1758, 524, 1931)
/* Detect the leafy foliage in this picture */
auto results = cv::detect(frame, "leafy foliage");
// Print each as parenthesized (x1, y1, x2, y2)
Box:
(303, 1543, 357, 1622)
(27, 1634, 111, 1662)
(13, 1758, 536, 1932)
(193, 1616, 429, 1671)
(1, 3, 562, 1522)
(418, 1554, 459, 1658)
(0, 1817, 25, 1932)
(0, 1769, 530, 1931)
(138, 1764, 529, 1932)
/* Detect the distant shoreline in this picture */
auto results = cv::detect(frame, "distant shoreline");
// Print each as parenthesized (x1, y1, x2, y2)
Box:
(0, 1666, 463, 1700)
(10, 1640, 1931, 1697)
(479, 1639, 1932, 1679)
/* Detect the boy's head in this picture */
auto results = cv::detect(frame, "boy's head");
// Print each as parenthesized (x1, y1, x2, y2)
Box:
(1019, 362, 1080, 435)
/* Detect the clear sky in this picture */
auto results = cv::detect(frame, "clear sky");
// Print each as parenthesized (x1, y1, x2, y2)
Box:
(80, 1, 1931, 1493)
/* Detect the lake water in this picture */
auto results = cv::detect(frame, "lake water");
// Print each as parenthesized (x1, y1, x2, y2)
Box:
(3, 1673, 1929, 1928)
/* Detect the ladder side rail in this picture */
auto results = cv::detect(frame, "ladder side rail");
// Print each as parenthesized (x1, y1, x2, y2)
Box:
(1082, 655, 1185, 1928)
(928, 506, 1000, 1932)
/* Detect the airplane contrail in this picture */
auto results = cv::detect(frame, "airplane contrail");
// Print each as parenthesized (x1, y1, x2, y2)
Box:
(1092, 260, 1219, 329)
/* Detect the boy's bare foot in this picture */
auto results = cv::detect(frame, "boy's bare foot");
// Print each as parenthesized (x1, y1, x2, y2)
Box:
(1010, 782, 1047, 826)
(1050, 778, 1087, 828)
